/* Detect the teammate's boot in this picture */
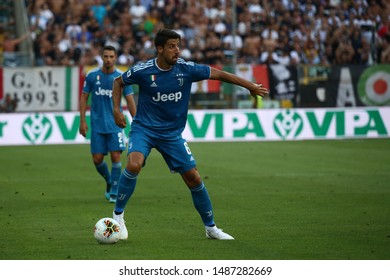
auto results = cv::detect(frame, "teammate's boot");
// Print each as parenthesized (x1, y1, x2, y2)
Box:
(105, 183, 112, 201)
(113, 211, 128, 240)
(109, 184, 117, 203)
(205, 225, 234, 240)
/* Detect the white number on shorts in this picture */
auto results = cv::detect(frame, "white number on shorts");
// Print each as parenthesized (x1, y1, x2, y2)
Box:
(118, 132, 124, 146)
(184, 142, 192, 155)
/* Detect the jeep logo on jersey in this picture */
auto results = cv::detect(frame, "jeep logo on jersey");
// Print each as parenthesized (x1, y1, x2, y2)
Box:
(152, 91, 182, 102)
(95, 87, 112, 98)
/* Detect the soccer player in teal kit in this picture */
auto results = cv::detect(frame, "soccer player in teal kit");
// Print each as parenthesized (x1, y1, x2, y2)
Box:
(79, 45, 136, 203)
(112, 29, 268, 240)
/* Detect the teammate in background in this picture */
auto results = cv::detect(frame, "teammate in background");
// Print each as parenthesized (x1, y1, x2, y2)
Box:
(79, 45, 136, 203)
(111, 29, 268, 240)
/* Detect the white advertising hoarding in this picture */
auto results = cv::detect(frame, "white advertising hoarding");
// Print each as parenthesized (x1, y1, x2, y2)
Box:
(0, 108, 389, 146)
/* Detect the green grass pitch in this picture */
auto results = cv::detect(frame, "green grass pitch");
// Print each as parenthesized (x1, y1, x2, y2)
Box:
(0, 139, 389, 260)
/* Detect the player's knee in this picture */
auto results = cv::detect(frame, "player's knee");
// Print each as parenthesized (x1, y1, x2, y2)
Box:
(92, 154, 104, 165)
(127, 152, 144, 174)
(110, 151, 122, 162)
(183, 168, 202, 187)
(127, 160, 142, 174)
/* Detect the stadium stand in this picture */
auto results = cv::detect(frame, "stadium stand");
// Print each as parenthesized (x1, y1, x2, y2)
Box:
(11, 0, 387, 67)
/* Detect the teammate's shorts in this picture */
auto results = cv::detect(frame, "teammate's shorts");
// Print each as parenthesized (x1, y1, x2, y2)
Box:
(90, 130, 126, 155)
(127, 126, 197, 174)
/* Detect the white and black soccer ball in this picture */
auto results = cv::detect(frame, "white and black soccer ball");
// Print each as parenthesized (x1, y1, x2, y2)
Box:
(93, 217, 120, 244)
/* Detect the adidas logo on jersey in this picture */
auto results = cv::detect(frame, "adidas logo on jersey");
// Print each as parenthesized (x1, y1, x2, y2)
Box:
(150, 82, 157, 87)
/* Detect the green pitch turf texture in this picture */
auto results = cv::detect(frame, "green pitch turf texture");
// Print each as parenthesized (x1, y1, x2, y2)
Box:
(0, 139, 389, 260)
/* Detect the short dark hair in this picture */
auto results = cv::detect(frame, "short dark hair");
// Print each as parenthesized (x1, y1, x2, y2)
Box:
(154, 29, 181, 48)
(103, 45, 117, 54)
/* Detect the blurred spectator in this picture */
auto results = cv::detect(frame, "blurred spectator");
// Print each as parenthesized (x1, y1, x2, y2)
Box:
(118, 39, 135, 66)
(335, 39, 355, 64)
(302, 38, 321, 64)
(261, 17, 279, 42)
(304, 48, 321, 65)
(290, 40, 304, 65)
(65, 15, 82, 40)
(380, 40, 390, 63)
(129, 0, 147, 30)
(2, 32, 30, 52)
(58, 32, 72, 53)
(28, 0, 54, 32)
(274, 47, 292, 66)
(260, 45, 278, 65)
(0, 94, 18, 113)
(358, 37, 373, 65)
(358, 12, 376, 44)
(350, 26, 363, 62)
(204, 32, 224, 64)
(143, 7, 160, 35)
(322, 43, 335, 65)
(377, 16, 390, 40)
(240, 31, 261, 64)
(91, 42, 103, 67)
(91, 0, 108, 27)
(159, 0, 176, 28)
(222, 32, 243, 60)
(213, 16, 227, 37)
(104, 25, 121, 51)
(377, 12, 390, 63)
(108, 0, 129, 25)
(84, 9, 101, 36)
(248, 0, 263, 15)
(172, 22, 185, 39)
(77, 23, 94, 45)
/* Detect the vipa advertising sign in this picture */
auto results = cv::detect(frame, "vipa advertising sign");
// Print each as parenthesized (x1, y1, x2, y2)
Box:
(0, 112, 133, 146)
(182, 108, 390, 141)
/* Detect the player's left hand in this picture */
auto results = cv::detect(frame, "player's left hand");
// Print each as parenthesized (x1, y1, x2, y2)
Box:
(114, 111, 127, 128)
(250, 84, 269, 98)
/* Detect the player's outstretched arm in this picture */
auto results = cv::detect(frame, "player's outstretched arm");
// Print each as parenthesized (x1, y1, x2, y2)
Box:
(112, 76, 127, 128)
(209, 67, 269, 98)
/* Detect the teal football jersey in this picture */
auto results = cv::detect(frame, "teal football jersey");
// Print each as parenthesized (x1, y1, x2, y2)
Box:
(83, 68, 133, 133)
(121, 58, 210, 139)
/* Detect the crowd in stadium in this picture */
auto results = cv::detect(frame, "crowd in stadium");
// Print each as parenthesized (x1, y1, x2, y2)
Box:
(24, 0, 390, 67)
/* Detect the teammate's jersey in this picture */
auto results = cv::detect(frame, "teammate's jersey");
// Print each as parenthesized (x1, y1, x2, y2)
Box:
(121, 58, 210, 139)
(83, 68, 133, 133)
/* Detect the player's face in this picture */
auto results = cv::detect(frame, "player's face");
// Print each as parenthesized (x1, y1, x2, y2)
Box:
(160, 39, 180, 66)
(102, 50, 116, 71)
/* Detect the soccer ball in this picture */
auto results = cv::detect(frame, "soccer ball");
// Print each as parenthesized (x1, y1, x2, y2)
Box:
(93, 217, 120, 244)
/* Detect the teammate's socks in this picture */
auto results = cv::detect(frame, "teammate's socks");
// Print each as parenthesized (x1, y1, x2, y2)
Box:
(95, 161, 111, 185)
(110, 162, 122, 195)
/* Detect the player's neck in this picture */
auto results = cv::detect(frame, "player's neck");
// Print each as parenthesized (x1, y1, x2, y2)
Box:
(156, 57, 172, 70)
(101, 66, 115, 74)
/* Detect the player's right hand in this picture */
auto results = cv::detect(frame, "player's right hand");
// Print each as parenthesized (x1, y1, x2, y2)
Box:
(114, 111, 127, 128)
(79, 121, 88, 137)
(250, 83, 269, 98)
